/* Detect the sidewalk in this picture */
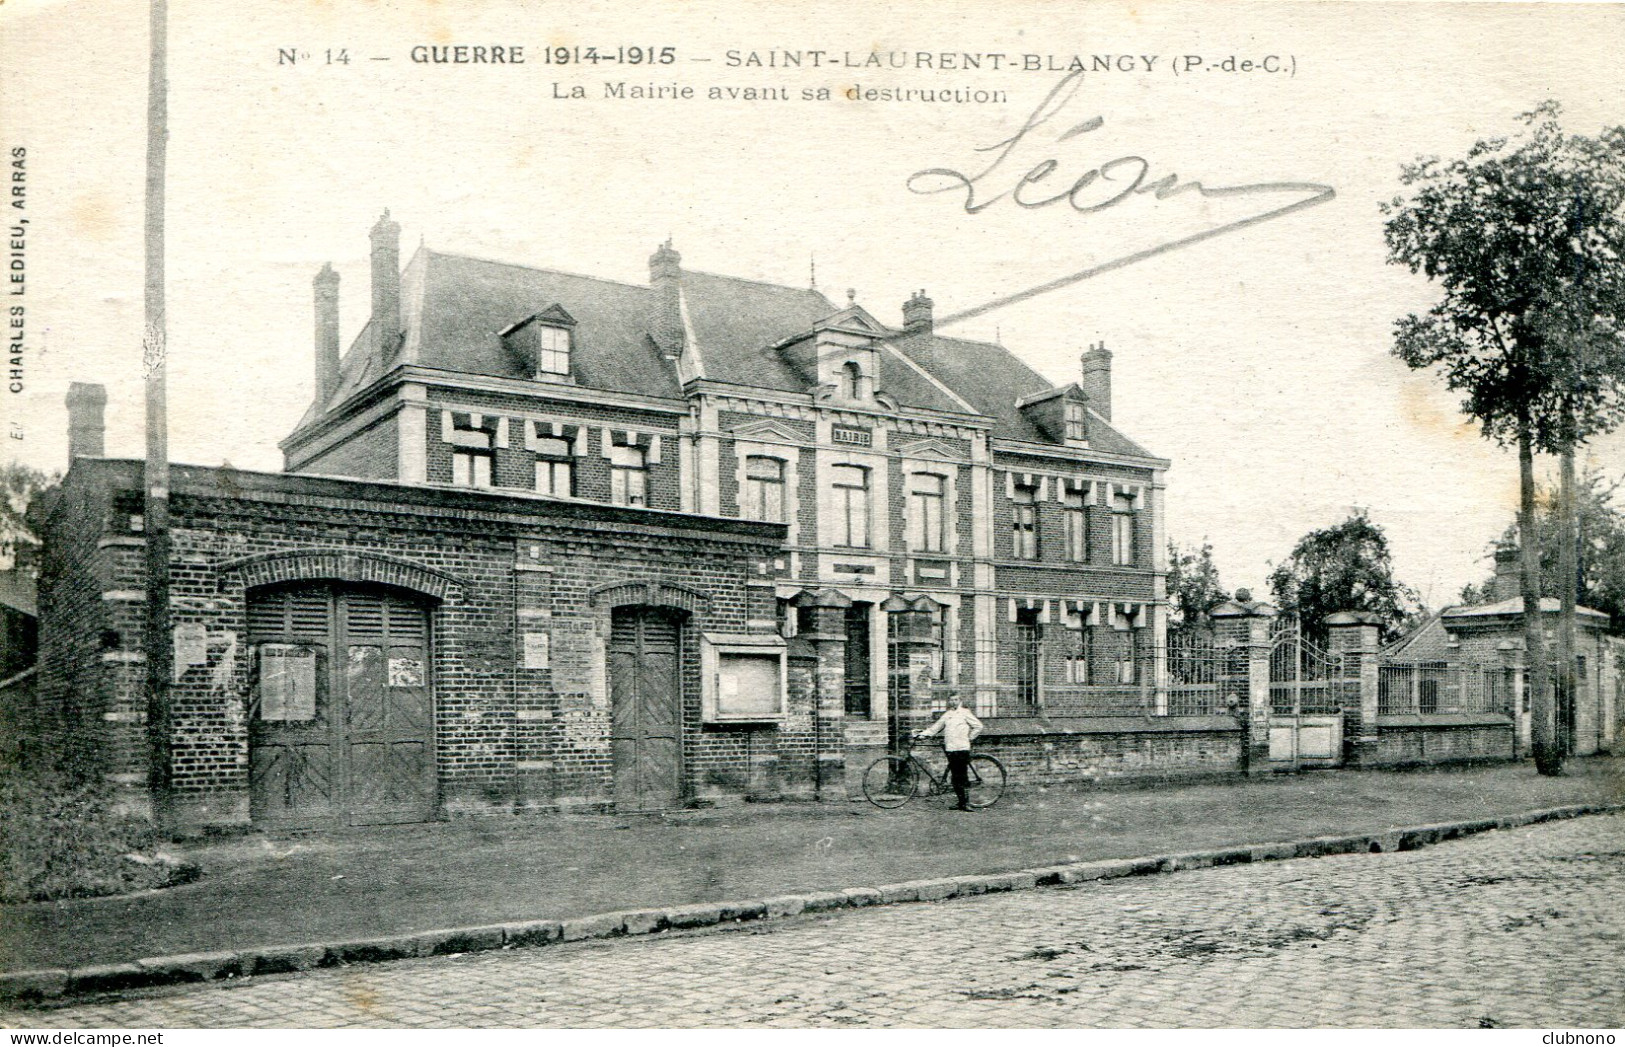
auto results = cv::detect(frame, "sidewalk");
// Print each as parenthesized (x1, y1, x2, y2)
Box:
(3, 758, 1621, 975)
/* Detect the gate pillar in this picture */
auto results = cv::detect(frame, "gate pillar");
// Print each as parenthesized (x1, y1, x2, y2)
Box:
(1211, 593, 1275, 774)
(793, 590, 851, 802)
(1326, 612, 1382, 767)
(884, 596, 942, 750)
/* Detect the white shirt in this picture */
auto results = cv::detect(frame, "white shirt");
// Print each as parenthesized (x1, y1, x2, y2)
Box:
(920, 707, 983, 752)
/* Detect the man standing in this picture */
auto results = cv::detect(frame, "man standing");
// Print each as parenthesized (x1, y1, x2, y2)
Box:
(916, 696, 984, 811)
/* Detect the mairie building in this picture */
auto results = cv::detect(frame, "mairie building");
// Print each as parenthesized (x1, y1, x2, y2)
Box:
(27, 213, 1182, 831)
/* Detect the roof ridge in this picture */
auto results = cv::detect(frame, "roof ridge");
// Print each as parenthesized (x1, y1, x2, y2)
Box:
(684, 268, 835, 301)
(424, 248, 650, 292)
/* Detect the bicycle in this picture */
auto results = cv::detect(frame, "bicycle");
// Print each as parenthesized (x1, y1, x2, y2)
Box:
(861, 737, 1006, 810)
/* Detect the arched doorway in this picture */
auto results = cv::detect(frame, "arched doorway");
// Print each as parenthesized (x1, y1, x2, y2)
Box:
(246, 582, 435, 827)
(608, 606, 684, 811)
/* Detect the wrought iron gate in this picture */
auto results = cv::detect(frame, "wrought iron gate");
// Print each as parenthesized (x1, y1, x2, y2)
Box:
(1267, 617, 1354, 768)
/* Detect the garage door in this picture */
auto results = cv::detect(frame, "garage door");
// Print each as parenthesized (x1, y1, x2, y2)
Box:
(248, 583, 435, 828)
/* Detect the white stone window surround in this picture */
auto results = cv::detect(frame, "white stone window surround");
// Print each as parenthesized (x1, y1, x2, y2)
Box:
(732, 438, 801, 546)
(523, 418, 587, 457)
(900, 459, 960, 558)
(816, 447, 889, 553)
(1004, 597, 1146, 628)
(994, 472, 1147, 509)
(599, 427, 663, 464)
(440, 409, 507, 449)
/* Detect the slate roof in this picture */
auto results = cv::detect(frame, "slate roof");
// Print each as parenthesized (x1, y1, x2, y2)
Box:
(1442, 597, 1608, 624)
(299, 246, 1161, 461)
(0, 569, 36, 618)
(1384, 598, 1611, 659)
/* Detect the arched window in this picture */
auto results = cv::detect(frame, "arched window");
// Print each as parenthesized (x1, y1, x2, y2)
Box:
(841, 360, 863, 400)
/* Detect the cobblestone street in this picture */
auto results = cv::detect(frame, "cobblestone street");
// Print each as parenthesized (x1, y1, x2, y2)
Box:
(9, 813, 1624, 1029)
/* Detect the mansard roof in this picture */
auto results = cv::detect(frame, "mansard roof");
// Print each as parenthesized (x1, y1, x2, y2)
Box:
(296, 246, 1160, 462)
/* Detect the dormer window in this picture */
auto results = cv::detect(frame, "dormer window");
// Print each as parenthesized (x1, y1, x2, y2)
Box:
(1064, 401, 1087, 443)
(538, 325, 571, 376)
(499, 304, 577, 383)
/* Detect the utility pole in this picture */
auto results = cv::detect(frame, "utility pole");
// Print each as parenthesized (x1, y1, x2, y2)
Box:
(143, 0, 173, 829)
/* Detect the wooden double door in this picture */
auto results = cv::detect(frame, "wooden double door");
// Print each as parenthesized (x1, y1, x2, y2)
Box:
(608, 607, 684, 811)
(247, 583, 435, 828)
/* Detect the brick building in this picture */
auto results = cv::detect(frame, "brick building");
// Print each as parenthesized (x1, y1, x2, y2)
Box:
(1385, 548, 1620, 758)
(28, 212, 1179, 830)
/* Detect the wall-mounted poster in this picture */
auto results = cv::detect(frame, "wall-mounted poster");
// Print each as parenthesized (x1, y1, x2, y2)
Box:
(388, 655, 425, 688)
(521, 631, 550, 670)
(259, 644, 317, 722)
(172, 622, 207, 681)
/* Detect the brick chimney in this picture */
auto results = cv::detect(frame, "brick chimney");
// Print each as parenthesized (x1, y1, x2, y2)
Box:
(649, 240, 683, 359)
(1080, 341, 1112, 421)
(903, 289, 933, 334)
(65, 382, 107, 458)
(369, 210, 401, 356)
(1491, 546, 1521, 602)
(313, 263, 341, 404)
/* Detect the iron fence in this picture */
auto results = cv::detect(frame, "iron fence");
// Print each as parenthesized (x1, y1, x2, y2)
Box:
(1377, 662, 1515, 716)
(901, 633, 1247, 719)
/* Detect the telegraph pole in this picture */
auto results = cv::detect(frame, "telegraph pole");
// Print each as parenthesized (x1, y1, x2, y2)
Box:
(143, 0, 174, 829)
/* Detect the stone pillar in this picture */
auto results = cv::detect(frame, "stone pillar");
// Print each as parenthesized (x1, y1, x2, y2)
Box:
(1210, 593, 1275, 773)
(794, 591, 850, 802)
(1326, 611, 1381, 767)
(1500, 640, 1529, 757)
(883, 596, 941, 750)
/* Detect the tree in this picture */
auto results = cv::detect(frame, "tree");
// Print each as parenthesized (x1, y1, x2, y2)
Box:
(1462, 469, 1625, 633)
(1166, 540, 1231, 633)
(0, 461, 57, 571)
(1267, 510, 1421, 646)
(1382, 102, 1625, 774)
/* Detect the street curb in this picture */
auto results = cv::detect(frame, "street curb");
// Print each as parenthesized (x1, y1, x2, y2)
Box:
(4, 801, 1620, 1006)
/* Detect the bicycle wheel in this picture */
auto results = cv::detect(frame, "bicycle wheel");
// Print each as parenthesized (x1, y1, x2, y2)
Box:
(964, 754, 1006, 809)
(862, 756, 921, 809)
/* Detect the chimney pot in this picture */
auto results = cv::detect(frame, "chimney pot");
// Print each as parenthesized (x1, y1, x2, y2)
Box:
(369, 211, 402, 357)
(903, 289, 934, 334)
(66, 382, 108, 459)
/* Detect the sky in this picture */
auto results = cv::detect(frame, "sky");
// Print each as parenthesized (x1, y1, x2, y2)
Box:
(4, 0, 1624, 606)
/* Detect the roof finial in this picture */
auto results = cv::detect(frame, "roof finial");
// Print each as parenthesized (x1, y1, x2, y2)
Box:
(810, 253, 817, 290)
(846, 287, 856, 305)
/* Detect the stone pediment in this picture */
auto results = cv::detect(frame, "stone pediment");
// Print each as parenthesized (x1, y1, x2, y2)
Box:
(894, 437, 964, 461)
(729, 418, 805, 444)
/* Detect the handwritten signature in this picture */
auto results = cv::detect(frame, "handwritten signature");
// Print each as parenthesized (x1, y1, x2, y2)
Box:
(907, 69, 1335, 325)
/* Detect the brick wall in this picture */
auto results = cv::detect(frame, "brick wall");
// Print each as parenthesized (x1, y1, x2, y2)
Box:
(975, 719, 1243, 785)
(26, 473, 124, 785)
(1368, 722, 1515, 767)
(297, 415, 398, 479)
(34, 460, 799, 829)
(424, 392, 683, 510)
